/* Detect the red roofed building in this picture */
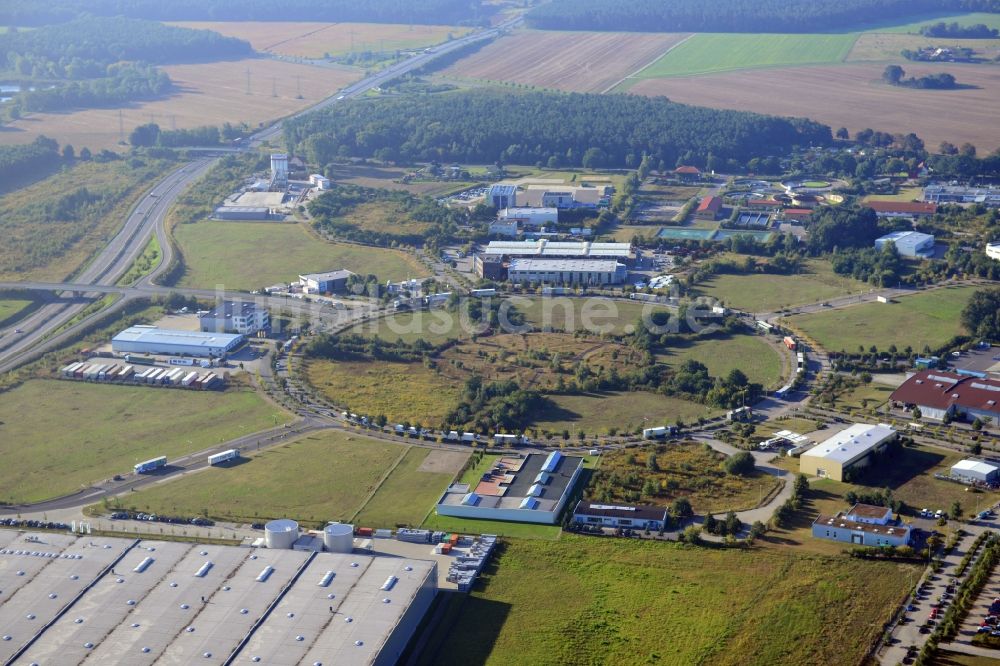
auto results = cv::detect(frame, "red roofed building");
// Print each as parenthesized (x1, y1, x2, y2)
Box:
(746, 199, 783, 211)
(782, 208, 813, 221)
(694, 195, 723, 221)
(674, 165, 701, 179)
(890, 370, 1000, 423)
(866, 201, 938, 218)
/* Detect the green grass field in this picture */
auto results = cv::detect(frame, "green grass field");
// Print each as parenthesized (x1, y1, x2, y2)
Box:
(0, 297, 36, 328)
(533, 391, 720, 434)
(692, 259, 868, 312)
(517, 296, 672, 334)
(784, 285, 975, 352)
(305, 358, 463, 425)
(353, 446, 464, 527)
(110, 431, 405, 525)
(173, 220, 429, 289)
(0, 380, 287, 503)
(421, 512, 562, 540)
(421, 535, 919, 666)
(657, 333, 784, 388)
(637, 33, 858, 78)
(346, 309, 476, 345)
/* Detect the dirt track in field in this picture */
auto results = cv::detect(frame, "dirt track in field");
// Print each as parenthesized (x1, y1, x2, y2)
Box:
(441, 29, 690, 93)
(629, 61, 1000, 152)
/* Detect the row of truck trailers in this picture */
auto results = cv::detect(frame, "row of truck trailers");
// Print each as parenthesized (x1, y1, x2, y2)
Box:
(133, 448, 239, 474)
(60, 361, 223, 389)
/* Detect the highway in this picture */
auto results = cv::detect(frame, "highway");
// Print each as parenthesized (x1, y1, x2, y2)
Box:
(0, 15, 521, 375)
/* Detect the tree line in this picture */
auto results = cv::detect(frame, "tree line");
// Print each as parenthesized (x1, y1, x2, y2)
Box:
(526, 0, 1000, 33)
(0, 136, 61, 183)
(882, 64, 958, 89)
(920, 21, 1000, 38)
(0, 0, 488, 27)
(285, 90, 831, 171)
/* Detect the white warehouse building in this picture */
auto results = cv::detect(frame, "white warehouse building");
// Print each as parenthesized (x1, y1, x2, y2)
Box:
(112, 325, 244, 358)
(874, 231, 935, 258)
(799, 423, 898, 482)
(951, 459, 1000, 485)
(507, 258, 627, 285)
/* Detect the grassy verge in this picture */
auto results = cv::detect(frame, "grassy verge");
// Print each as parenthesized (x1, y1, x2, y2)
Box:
(117, 235, 161, 286)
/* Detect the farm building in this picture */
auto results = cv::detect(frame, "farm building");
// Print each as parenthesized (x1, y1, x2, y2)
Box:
(199, 301, 270, 335)
(0, 533, 437, 666)
(674, 165, 701, 180)
(436, 452, 583, 524)
(951, 459, 1000, 485)
(212, 206, 271, 221)
(112, 325, 244, 358)
(799, 423, 898, 481)
(507, 258, 627, 285)
(694, 195, 723, 221)
(572, 501, 669, 531)
(298, 269, 356, 294)
(986, 242, 1000, 261)
(865, 200, 938, 218)
(812, 503, 912, 547)
(890, 370, 1000, 423)
(498, 207, 558, 228)
(473, 254, 508, 281)
(924, 184, 1000, 206)
(487, 184, 517, 209)
(874, 230, 936, 258)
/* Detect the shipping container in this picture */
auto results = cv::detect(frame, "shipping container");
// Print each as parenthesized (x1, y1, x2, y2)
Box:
(355, 527, 374, 537)
(643, 426, 672, 440)
(783, 336, 797, 350)
(181, 371, 199, 386)
(207, 449, 239, 466)
(118, 366, 135, 380)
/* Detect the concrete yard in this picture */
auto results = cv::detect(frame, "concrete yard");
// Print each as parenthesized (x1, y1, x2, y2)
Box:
(0, 531, 437, 666)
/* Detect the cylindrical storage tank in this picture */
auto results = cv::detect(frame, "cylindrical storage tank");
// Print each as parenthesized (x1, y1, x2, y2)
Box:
(323, 523, 354, 553)
(264, 519, 299, 549)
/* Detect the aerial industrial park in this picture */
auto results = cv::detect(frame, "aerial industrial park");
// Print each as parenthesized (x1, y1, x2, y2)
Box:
(3, 2, 1000, 665)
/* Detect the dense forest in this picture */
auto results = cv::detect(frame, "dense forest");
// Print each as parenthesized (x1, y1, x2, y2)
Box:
(526, 0, 1000, 33)
(0, 137, 61, 183)
(0, 0, 487, 27)
(285, 90, 831, 171)
(920, 21, 1000, 37)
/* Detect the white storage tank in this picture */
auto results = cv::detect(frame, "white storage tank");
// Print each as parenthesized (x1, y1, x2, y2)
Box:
(323, 523, 354, 553)
(264, 519, 299, 549)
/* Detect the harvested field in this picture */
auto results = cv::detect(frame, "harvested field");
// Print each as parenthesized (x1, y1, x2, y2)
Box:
(629, 61, 1000, 153)
(0, 58, 361, 152)
(441, 29, 689, 92)
(170, 21, 471, 59)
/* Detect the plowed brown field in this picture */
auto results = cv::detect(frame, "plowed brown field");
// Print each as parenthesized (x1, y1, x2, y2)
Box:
(0, 58, 361, 152)
(629, 62, 1000, 152)
(441, 29, 690, 93)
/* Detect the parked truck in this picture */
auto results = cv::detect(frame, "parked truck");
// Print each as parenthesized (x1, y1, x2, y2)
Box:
(642, 426, 675, 440)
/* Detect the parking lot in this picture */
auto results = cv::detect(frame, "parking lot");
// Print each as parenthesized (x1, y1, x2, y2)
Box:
(956, 546, 1000, 649)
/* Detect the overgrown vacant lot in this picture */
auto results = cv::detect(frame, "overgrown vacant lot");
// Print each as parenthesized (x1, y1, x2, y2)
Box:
(441, 29, 688, 92)
(656, 333, 784, 388)
(305, 358, 463, 425)
(173, 220, 429, 289)
(0, 158, 173, 281)
(629, 61, 1000, 153)
(533, 391, 720, 434)
(0, 380, 286, 503)
(784, 285, 976, 352)
(108, 431, 405, 526)
(353, 446, 465, 528)
(170, 21, 470, 58)
(690, 259, 868, 312)
(0, 58, 360, 152)
(423, 535, 920, 666)
(589, 442, 782, 514)
(633, 32, 857, 79)
(517, 296, 672, 334)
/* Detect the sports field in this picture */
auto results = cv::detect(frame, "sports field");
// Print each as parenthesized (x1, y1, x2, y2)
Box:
(173, 220, 429, 289)
(110, 431, 405, 525)
(532, 391, 720, 434)
(0, 58, 361, 152)
(632, 33, 857, 79)
(657, 334, 784, 388)
(0, 380, 287, 504)
(420, 535, 919, 666)
(690, 259, 868, 313)
(353, 447, 467, 527)
(784, 285, 975, 352)
(305, 358, 462, 425)
(441, 29, 689, 92)
(170, 21, 471, 59)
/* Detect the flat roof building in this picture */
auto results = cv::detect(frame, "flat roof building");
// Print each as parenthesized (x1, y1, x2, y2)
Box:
(487, 184, 517, 209)
(951, 458, 1000, 485)
(199, 301, 270, 335)
(812, 503, 912, 548)
(875, 230, 936, 258)
(924, 184, 1000, 206)
(436, 452, 583, 524)
(890, 369, 1000, 423)
(799, 423, 897, 481)
(112, 325, 244, 358)
(299, 269, 357, 294)
(497, 207, 558, 228)
(1, 532, 436, 666)
(212, 206, 271, 221)
(572, 501, 669, 531)
(865, 200, 938, 217)
(480, 239, 634, 263)
(507, 258, 627, 285)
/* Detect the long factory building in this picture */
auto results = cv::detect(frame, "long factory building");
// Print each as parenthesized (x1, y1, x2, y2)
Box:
(0, 531, 436, 666)
(112, 326, 244, 358)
